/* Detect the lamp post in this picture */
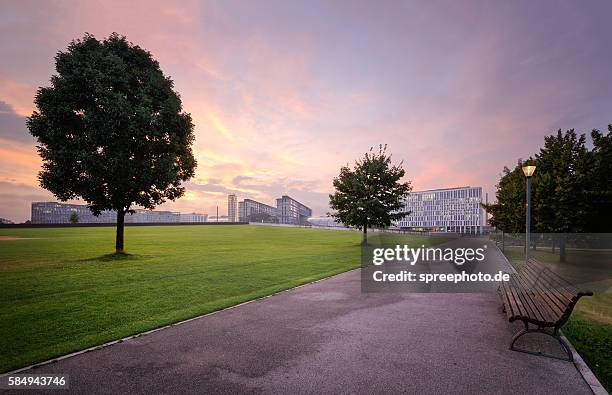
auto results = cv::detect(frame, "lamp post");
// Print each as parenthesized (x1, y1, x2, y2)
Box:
(522, 165, 536, 261)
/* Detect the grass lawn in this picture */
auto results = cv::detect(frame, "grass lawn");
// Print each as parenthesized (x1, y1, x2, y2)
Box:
(0, 225, 443, 373)
(503, 246, 612, 391)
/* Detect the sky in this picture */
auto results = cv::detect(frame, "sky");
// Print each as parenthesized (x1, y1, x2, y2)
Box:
(1, 0, 611, 223)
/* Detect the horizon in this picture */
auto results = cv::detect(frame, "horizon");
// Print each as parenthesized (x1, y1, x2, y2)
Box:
(2, 0, 612, 222)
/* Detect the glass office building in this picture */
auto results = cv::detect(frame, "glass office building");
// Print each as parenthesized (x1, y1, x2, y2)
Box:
(237, 195, 312, 225)
(238, 199, 279, 223)
(179, 213, 209, 223)
(31, 202, 116, 224)
(276, 195, 312, 225)
(31, 202, 182, 224)
(397, 186, 485, 234)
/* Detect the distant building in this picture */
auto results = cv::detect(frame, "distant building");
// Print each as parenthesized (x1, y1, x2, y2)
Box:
(0, 218, 14, 224)
(239, 199, 278, 223)
(207, 215, 229, 222)
(397, 186, 485, 234)
(276, 195, 312, 225)
(308, 216, 342, 228)
(31, 202, 115, 224)
(179, 213, 208, 223)
(31, 202, 182, 224)
(126, 209, 180, 223)
(227, 194, 238, 222)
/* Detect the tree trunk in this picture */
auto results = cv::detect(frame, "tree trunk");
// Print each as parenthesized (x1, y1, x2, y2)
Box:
(559, 234, 566, 263)
(116, 210, 125, 253)
(552, 236, 556, 253)
(361, 224, 368, 245)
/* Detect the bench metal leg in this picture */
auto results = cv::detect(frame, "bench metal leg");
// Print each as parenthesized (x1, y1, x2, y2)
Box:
(510, 324, 573, 362)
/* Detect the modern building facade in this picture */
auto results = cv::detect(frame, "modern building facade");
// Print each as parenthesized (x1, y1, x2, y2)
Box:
(236, 195, 313, 224)
(179, 213, 208, 223)
(32, 202, 185, 224)
(31, 202, 116, 224)
(207, 215, 229, 222)
(276, 195, 312, 225)
(397, 186, 485, 234)
(126, 209, 180, 223)
(227, 194, 238, 222)
(238, 199, 279, 223)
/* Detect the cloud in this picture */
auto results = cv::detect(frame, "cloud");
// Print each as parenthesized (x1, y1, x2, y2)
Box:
(0, 100, 34, 144)
(207, 111, 236, 141)
(0, 180, 53, 223)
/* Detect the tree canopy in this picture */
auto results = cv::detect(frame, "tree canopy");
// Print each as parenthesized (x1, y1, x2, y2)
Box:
(486, 127, 612, 261)
(28, 33, 197, 252)
(329, 145, 411, 244)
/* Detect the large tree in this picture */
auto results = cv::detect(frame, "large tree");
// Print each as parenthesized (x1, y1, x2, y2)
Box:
(586, 125, 612, 232)
(28, 33, 197, 253)
(486, 129, 603, 262)
(532, 130, 590, 232)
(329, 145, 411, 244)
(532, 130, 590, 261)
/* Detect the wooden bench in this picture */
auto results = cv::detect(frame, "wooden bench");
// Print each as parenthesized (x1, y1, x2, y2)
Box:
(499, 258, 592, 361)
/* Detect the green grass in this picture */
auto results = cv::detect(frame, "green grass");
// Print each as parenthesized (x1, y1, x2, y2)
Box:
(0, 225, 442, 373)
(502, 246, 612, 391)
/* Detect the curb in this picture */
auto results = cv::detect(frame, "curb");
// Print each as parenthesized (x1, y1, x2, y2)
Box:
(560, 332, 608, 395)
(1, 266, 361, 377)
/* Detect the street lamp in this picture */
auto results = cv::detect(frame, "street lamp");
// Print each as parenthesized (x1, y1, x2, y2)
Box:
(522, 165, 536, 261)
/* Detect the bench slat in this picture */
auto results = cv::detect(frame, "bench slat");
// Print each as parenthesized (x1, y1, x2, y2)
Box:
(511, 273, 554, 323)
(520, 262, 576, 307)
(503, 280, 524, 319)
(519, 263, 575, 322)
(500, 281, 516, 317)
(508, 275, 542, 322)
(520, 265, 575, 316)
(525, 259, 579, 297)
(510, 275, 549, 322)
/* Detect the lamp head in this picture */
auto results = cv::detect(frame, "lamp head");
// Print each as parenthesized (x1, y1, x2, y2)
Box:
(522, 165, 536, 177)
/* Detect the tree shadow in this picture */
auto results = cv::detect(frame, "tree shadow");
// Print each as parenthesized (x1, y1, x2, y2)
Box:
(79, 252, 144, 263)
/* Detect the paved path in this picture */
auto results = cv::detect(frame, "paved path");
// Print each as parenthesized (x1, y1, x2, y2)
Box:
(10, 239, 591, 394)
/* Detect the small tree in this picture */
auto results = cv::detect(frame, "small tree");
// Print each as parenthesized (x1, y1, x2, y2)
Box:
(484, 161, 528, 234)
(329, 145, 411, 244)
(28, 33, 197, 253)
(69, 211, 79, 224)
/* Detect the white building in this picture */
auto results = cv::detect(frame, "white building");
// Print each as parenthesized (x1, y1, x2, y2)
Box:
(126, 209, 180, 223)
(207, 215, 229, 222)
(179, 213, 208, 223)
(30, 202, 207, 224)
(227, 194, 238, 222)
(31, 202, 116, 224)
(397, 186, 485, 234)
(276, 195, 312, 225)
